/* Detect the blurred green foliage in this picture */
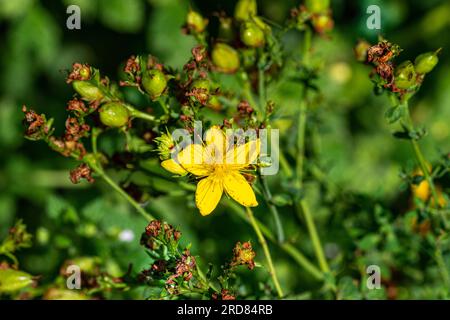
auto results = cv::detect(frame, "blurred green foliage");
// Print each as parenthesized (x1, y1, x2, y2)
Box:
(0, 0, 449, 299)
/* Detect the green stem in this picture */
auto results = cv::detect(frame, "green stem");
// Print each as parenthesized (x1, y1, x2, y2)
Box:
(435, 245, 450, 292)
(296, 98, 307, 186)
(158, 98, 170, 114)
(278, 151, 294, 178)
(295, 27, 330, 275)
(403, 102, 447, 228)
(258, 67, 266, 114)
(89, 130, 154, 222)
(246, 207, 284, 298)
(99, 172, 154, 222)
(256, 59, 285, 243)
(298, 201, 330, 273)
(259, 173, 285, 243)
(242, 72, 259, 113)
(227, 200, 323, 281)
(196, 262, 220, 293)
(124, 104, 157, 123)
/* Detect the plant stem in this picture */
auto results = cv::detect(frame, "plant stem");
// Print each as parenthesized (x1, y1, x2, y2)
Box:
(99, 172, 154, 221)
(246, 207, 284, 298)
(296, 98, 307, 185)
(403, 102, 448, 228)
(278, 151, 294, 178)
(89, 129, 154, 221)
(259, 173, 285, 243)
(257, 62, 285, 243)
(227, 200, 323, 280)
(196, 262, 220, 293)
(124, 104, 157, 123)
(298, 201, 330, 273)
(295, 27, 330, 275)
(258, 67, 266, 113)
(435, 245, 450, 292)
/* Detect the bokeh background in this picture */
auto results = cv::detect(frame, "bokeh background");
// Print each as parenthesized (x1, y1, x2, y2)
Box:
(1, 0, 449, 299)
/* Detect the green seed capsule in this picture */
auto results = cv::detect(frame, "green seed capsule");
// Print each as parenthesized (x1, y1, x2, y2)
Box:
(72, 81, 104, 101)
(141, 69, 167, 100)
(99, 102, 129, 127)
(234, 0, 257, 22)
(394, 60, 417, 89)
(0, 269, 34, 293)
(414, 51, 439, 74)
(240, 21, 265, 47)
(305, 0, 330, 13)
(186, 10, 208, 33)
(211, 43, 240, 73)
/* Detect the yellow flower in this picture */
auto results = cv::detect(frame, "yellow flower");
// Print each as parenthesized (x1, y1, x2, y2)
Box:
(161, 126, 259, 216)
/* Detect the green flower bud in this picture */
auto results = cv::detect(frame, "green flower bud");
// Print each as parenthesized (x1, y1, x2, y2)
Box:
(212, 43, 240, 73)
(305, 0, 330, 13)
(414, 50, 440, 74)
(155, 131, 176, 160)
(0, 269, 34, 293)
(72, 81, 104, 101)
(394, 61, 417, 89)
(240, 21, 265, 47)
(186, 9, 208, 33)
(141, 69, 167, 100)
(234, 0, 257, 22)
(99, 102, 129, 127)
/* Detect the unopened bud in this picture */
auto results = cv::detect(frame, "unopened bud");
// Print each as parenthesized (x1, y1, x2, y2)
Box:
(0, 269, 34, 293)
(72, 81, 104, 101)
(414, 49, 440, 74)
(186, 9, 208, 33)
(141, 69, 167, 100)
(212, 43, 240, 73)
(99, 102, 129, 127)
(240, 21, 265, 47)
(234, 0, 257, 22)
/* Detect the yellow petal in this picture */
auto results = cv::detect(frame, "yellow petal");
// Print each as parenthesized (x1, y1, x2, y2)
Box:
(204, 126, 228, 162)
(225, 138, 260, 168)
(161, 159, 187, 176)
(195, 175, 224, 216)
(177, 144, 212, 176)
(223, 171, 258, 207)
